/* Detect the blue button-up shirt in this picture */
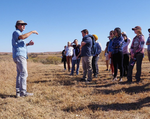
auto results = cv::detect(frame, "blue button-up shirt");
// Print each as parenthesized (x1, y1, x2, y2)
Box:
(112, 36, 124, 54)
(12, 29, 27, 59)
(93, 41, 102, 56)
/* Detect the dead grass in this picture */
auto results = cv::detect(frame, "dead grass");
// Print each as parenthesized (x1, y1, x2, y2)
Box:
(0, 53, 150, 119)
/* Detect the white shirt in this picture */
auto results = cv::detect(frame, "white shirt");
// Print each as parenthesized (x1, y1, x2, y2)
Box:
(72, 49, 77, 60)
(65, 46, 73, 56)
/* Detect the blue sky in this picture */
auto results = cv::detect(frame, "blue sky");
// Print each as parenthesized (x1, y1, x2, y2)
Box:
(0, 0, 150, 52)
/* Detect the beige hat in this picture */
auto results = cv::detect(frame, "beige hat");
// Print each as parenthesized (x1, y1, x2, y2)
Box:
(16, 20, 27, 26)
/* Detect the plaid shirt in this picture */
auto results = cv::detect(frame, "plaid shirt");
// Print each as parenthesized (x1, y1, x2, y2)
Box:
(130, 35, 145, 56)
(112, 36, 124, 54)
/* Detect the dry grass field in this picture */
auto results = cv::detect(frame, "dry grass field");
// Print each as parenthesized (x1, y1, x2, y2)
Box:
(1, 52, 150, 119)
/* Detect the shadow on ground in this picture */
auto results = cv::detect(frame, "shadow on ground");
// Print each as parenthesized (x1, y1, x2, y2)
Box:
(93, 83, 150, 95)
(88, 96, 150, 111)
(62, 96, 150, 112)
(0, 94, 16, 99)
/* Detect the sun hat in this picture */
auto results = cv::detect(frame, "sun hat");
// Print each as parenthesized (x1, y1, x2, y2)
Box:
(93, 34, 98, 41)
(16, 20, 27, 26)
(132, 26, 142, 31)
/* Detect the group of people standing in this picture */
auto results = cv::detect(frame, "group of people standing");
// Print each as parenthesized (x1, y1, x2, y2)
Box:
(105, 28, 131, 82)
(105, 26, 149, 83)
(62, 29, 102, 82)
(11, 19, 150, 98)
(63, 26, 150, 84)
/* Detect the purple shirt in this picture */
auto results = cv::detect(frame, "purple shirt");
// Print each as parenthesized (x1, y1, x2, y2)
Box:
(130, 35, 145, 56)
(122, 38, 131, 54)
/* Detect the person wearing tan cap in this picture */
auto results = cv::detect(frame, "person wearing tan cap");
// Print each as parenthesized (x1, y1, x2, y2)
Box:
(127, 26, 145, 83)
(12, 20, 38, 97)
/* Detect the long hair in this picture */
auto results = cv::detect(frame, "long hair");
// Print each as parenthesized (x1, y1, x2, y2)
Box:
(114, 27, 122, 37)
(137, 30, 143, 35)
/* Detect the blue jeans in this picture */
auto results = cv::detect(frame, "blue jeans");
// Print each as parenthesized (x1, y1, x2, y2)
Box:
(13, 56, 28, 94)
(71, 58, 81, 75)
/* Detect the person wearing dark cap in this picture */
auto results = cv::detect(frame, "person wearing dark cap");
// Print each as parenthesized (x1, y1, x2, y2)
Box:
(122, 32, 131, 76)
(127, 26, 145, 83)
(146, 28, 150, 62)
(70, 39, 81, 75)
(12, 20, 38, 97)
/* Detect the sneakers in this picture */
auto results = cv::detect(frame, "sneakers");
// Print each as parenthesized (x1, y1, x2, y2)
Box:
(94, 74, 97, 78)
(85, 80, 92, 83)
(119, 78, 123, 82)
(20, 92, 33, 97)
(113, 77, 117, 81)
(16, 92, 20, 98)
(80, 78, 87, 82)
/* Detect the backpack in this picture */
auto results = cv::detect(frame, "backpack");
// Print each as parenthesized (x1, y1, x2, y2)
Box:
(90, 35, 96, 55)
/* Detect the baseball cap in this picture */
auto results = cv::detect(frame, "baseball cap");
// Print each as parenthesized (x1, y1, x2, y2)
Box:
(16, 20, 27, 26)
(132, 26, 142, 31)
(148, 28, 150, 33)
(93, 34, 98, 41)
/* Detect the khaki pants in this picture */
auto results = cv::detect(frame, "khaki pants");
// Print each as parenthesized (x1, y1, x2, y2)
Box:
(82, 56, 93, 81)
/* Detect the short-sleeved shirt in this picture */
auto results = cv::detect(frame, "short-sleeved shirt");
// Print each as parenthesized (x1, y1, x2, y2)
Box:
(81, 35, 92, 57)
(65, 46, 73, 56)
(12, 29, 27, 59)
(147, 37, 150, 51)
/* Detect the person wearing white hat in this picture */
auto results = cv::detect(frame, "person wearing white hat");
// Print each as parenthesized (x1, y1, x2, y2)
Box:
(122, 32, 131, 76)
(12, 20, 38, 97)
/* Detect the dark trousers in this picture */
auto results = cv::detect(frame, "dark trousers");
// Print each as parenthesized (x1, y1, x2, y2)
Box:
(63, 60, 66, 69)
(92, 56, 99, 75)
(112, 51, 123, 78)
(127, 53, 143, 82)
(123, 54, 129, 76)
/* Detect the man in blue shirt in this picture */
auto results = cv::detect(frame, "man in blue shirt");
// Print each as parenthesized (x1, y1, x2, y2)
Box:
(12, 20, 38, 97)
(80, 29, 93, 82)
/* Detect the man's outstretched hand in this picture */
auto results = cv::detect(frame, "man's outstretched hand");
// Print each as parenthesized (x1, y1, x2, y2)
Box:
(32, 30, 38, 35)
